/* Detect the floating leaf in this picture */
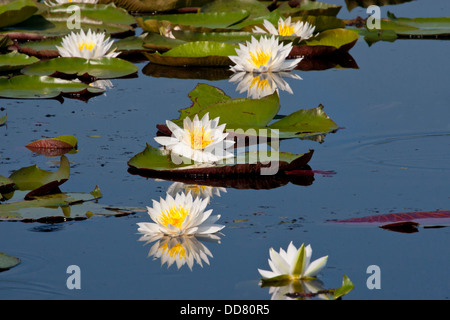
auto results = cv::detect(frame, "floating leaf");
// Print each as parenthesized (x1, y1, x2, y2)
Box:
(333, 210, 450, 233)
(0, 75, 104, 99)
(0, 114, 6, 126)
(381, 12, 450, 37)
(26, 135, 78, 156)
(99, 0, 212, 13)
(21, 57, 138, 79)
(268, 105, 339, 139)
(0, 51, 39, 72)
(0, 185, 139, 222)
(137, 11, 250, 33)
(290, 28, 359, 57)
(144, 41, 237, 67)
(142, 62, 233, 81)
(48, 3, 136, 26)
(0, 252, 21, 271)
(159, 84, 337, 140)
(333, 275, 355, 299)
(8, 155, 70, 199)
(0, 0, 38, 28)
(127, 143, 314, 177)
(0, 12, 133, 39)
(277, 1, 342, 17)
(0, 174, 15, 195)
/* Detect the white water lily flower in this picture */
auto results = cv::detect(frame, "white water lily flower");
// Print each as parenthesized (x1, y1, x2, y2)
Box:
(167, 182, 226, 201)
(154, 112, 235, 164)
(138, 234, 220, 271)
(56, 29, 119, 59)
(229, 71, 302, 99)
(229, 35, 302, 73)
(253, 17, 317, 40)
(44, 0, 98, 7)
(258, 242, 328, 280)
(137, 192, 225, 237)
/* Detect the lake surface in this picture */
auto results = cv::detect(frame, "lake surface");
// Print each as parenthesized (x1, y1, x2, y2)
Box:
(0, 0, 449, 300)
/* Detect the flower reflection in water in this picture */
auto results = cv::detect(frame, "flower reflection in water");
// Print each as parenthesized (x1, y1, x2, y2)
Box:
(167, 182, 226, 202)
(137, 233, 222, 271)
(264, 278, 330, 300)
(229, 71, 302, 99)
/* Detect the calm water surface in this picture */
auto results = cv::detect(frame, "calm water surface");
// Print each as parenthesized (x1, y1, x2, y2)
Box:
(0, 0, 449, 300)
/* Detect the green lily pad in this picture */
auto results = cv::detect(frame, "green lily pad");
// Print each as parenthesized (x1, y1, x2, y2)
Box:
(0, 75, 104, 99)
(268, 105, 338, 139)
(22, 57, 138, 79)
(333, 275, 355, 299)
(137, 11, 250, 32)
(99, 0, 211, 13)
(8, 155, 70, 199)
(0, 252, 20, 271)
(159, 84, 337, 140)
(277, 0, 342, 17)
(380, 12, 450, 37)
(0, 0, 38, 28)
(290, 28, 359, 57)
(173, 83, 280, 130)
(0, 114, 6, 126)
(0, 12, 133, 39)
(0, 174, 15, 195)
(48, 3, 136, 26)
(0, 51, 39, 72)
(127, 143, 314, 176)
(144, 41, 237, 67)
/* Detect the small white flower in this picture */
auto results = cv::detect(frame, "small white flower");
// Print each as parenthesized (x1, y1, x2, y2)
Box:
(137, 192, 225, 237)
(253, 17, 317, 40)
(167, 182, 226, 201)
(229, 35, 302, 73)
(138, 234, 220, 271)
(44, 0, 98, 7)
(258, 242, 328, 280)
(229, 71, 302, 99)
(56, 29, 119, 59)
(154, 113, 235, 164)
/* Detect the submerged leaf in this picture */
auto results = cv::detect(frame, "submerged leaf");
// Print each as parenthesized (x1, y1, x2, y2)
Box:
(0, 252, 21, 271)
(8, 155, 70, 198)
(0, 75, 104, 99)
(22, 57, 138, 79)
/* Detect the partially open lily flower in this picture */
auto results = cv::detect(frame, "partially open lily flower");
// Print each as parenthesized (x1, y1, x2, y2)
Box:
(56, 29, 119, 59)
(253, 17, 317, 40)
(229, 36, 302, 73)
(137, 192, 225, 237)
(154, 113, 235, 164)
(258, 242, 328, 280)
(167, 182, 226, 201)
(229, 71, 302, 99)
(138, 234, 220, 271)
(44, 0, 98, 7)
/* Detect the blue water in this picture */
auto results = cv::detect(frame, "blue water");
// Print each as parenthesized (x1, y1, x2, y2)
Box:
(0, 0, 449, 300)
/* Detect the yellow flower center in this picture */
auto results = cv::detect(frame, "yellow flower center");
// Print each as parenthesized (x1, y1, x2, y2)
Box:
(159, 205, 189, 229)
(78, 41, 95, 52)
(248, 49, 271, 68)
(249, 76, 270, 91)
(278, 24, 295, 36)
(161, 243, 186, 259)
(185, 184, 207, 196)
(188, 127, 213, 150)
